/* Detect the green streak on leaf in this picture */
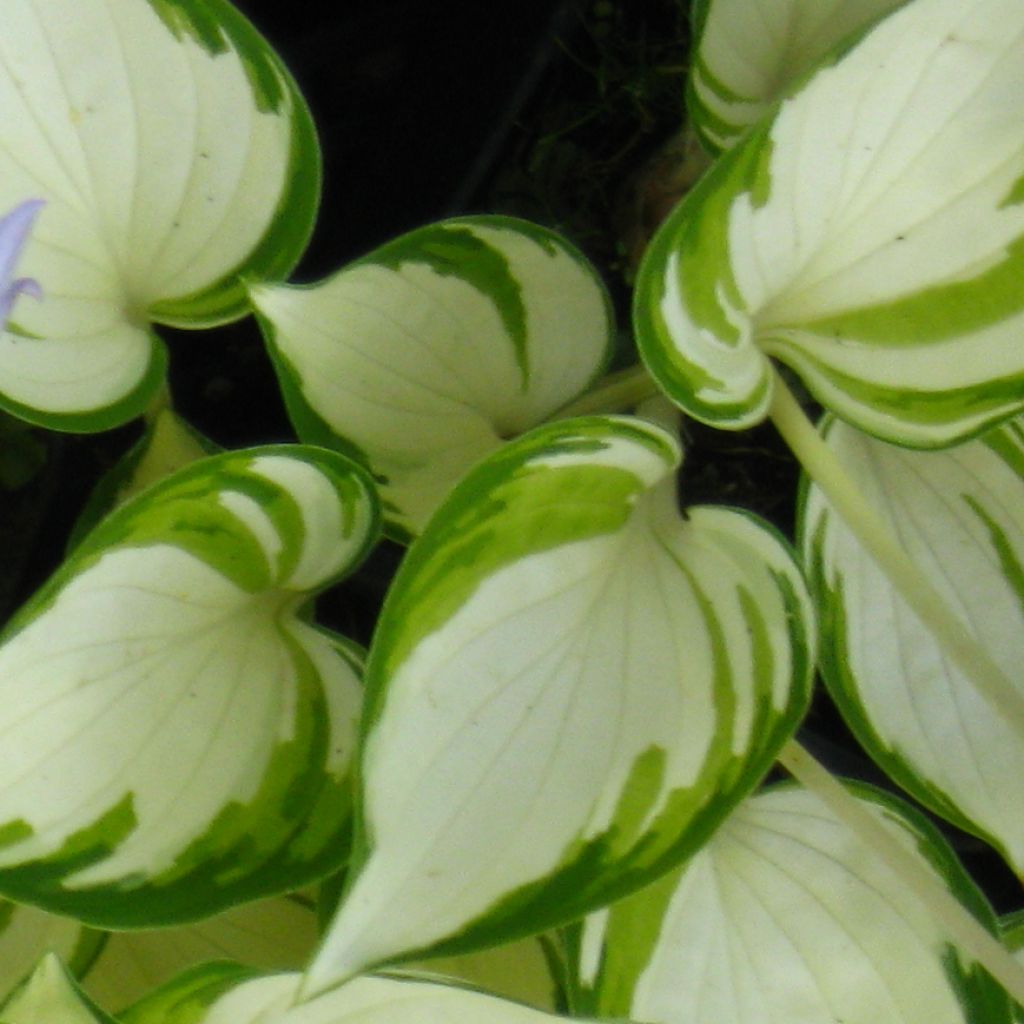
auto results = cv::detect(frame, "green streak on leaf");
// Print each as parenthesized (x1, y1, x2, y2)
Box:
(373, 224, 531, 388)
(604, 747, 667, 860)
(49, 794, 138, 869)
(0, 900, 12, 931)
(0, 820, 33, 851)
(145, 0, 285, 113)
(963, 496, 1024, 620)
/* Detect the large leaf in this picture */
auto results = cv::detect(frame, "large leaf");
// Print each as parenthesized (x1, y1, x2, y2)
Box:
(302, 415, 814, 996)
(0, 0, 318, 431)
(574, 783, 1011, 1024)
(0, 901, 102, 1003)
(0, 446, 378, 926)
(800, 415, 1024, 874)
(688, 0, 905, 152)
(636, 0, 1024, 446)
(121, 963, 598, 1024)
(251, 216, 614, 538)
(81, 895, 318, 1013)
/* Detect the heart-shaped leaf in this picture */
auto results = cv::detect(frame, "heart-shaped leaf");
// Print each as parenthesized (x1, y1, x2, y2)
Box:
(800, 414, 1024, 874)
(575, 783, 1011, 1024)
(637, 0, 1024, 446)
(251, 216, 614, 538)
(0, 446, 378, 926)
(688, 0, 905, 152)
(121, 964, 600, 1024)
(303, 415, 813, 996)
(0, 0, 318, 430)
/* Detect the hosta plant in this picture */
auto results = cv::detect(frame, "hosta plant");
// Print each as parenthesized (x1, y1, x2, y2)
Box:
(0, 0, 1022, 1022)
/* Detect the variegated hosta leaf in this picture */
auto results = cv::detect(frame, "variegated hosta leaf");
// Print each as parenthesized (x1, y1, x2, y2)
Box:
(688, 0, 905, 152)
(576, 783, 1012, 1024)
(636, 0, 1024, 446)
(302, 415, 814, 996)
(0, 901, 102, 1003)
(250, 216, 613, 538)
(1004, 912, 1024, 1023)
(0, 446, 378, 925)
(0, 0, 318, 431)
(0, 954, 116, 1024)
(121, 963, 596, 1024)
(800, 415, 1024, 873)
(81, 894, 318, 1013)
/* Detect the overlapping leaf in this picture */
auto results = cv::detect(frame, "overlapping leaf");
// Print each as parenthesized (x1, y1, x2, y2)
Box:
(637, 0, 1024, 446)
(0, 0, 318, 430)
(574, 783, 1011, 1024)
(302, 415, 813, 996)
(0, 446, 377, 925)
(800, 415, 1024, 874)
(251, 216, 614, 538)
(120, 962, 595, 1024)
(688, 0, 905, 151)
(0, 954, 115, 1024)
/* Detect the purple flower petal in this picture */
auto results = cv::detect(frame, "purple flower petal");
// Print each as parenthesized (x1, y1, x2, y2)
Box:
(0, 199, 44, 327)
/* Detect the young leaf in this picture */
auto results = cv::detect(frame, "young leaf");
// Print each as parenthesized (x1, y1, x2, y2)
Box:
(80, 894, 318, 1013)
(575, 783, 1011, 1024)
(251, 216, 614, 538)
(0, 901, 102, 1003)
(688, 0, 905, 152)
(0, 954, 116, 1024)
(637, 0, 1024, 446)
(303, 415, 813, 996)
(0, 0, 318, 431)
(0, 446, 378, 926)
(122, 964, 602, 1024)
(800, 415, 1024, 874)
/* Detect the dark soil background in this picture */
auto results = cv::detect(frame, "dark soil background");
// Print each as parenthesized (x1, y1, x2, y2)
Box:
(0, 0, 1018, 914)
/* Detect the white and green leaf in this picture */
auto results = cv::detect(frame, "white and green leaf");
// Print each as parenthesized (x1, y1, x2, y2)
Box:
(0, 902, 102, 1003)
(688, 0, 905, 152)
(637, 0, 1024, 446)
(122, 963, 597, 1024)
(0, 446, 378, 925)
(0, 0, 319, 430)
(251, 216, 614, 538)
(574, 783, 1012, 1024)
(302, 414, 814, 996)
(800, 415, 1024, 874)
(0, 954, 116, 1024)
(80, 894, 318, 1013)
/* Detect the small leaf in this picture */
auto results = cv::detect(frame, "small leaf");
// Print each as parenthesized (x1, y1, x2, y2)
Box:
(303, 415, 813, 995)
(576, 783, 1011, 1024)
(0, 446, 378, 925)
(81, 895, 318, 1013)
(251, 216, 613, 537)
(637, 0, 1024, 445)
(688, 0, 906, 152)
(0, 0, 318, 430)
(122, 965, 601, 1024)
(800, 415, 1024, 874)
(0, 902, 102, 1003)
(0, 954, 116, 1024)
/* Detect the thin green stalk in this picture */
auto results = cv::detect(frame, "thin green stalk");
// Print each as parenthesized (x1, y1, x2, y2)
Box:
(553, 364, 661, 419)
(780, 740, 1024, 1006)
(769, 369, 1024, 743)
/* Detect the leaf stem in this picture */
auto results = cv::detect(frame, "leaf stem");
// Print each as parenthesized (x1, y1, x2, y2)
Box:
(553, 363, 661, 419)
(768, 369, 1024, 743)
(779, 739, 1024, 1006)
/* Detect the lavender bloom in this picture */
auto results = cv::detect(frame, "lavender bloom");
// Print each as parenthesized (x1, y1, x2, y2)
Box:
(0, 199, 43, 328)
